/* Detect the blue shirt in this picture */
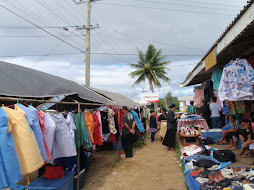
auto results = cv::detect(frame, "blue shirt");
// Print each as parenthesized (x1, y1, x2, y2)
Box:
(18, 104, 47, 161)
(0, 108, 22, 188)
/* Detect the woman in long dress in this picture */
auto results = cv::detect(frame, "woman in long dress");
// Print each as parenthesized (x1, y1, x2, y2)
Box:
(157, 108, 167, 140)
(163, 104, 180, 150)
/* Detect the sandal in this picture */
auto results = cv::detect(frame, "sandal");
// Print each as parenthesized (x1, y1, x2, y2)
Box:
(231, 147, 238, 150)
(216, 141, 226, 145)
(241, 153, 252, 158)
(226, 145, 233, 148)
(250, 162, 254, 166)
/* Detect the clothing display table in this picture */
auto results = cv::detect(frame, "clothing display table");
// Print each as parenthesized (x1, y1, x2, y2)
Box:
(178, 119, 209, 131)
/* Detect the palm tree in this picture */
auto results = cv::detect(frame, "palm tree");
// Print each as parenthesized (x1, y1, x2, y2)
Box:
(129, 44, 170, 92)
(129, 44, 170, 110)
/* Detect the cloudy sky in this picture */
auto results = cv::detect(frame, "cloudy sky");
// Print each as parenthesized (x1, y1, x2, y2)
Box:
(0, 0, 248, 100)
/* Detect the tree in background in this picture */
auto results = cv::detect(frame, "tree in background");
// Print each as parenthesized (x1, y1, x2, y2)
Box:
(158, 92, 179, 111)
(129, 44, 170, 111)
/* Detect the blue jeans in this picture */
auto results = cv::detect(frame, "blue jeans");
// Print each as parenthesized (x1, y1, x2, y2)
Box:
(211, 117, 221, 129)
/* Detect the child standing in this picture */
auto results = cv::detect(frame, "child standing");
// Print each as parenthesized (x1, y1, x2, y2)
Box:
(150, 111, 158, 143)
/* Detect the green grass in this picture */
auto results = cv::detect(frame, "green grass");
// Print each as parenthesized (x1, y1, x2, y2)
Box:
(175, 140, 185, 175)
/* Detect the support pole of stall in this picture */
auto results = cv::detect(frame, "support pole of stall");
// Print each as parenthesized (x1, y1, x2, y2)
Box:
(77, 103, 81, 190)
(26, 174, 30, 185)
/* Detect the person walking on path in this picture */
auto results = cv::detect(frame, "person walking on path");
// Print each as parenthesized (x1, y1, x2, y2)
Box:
(199, 98, 211, 128)
(122, 106, 136, 158)
(157, 108, 167, 140)
(163, 104, 180, 150)
(210, 96, 222, 128)
(149, 111, 158, 143)
(187, 101, 195, 115)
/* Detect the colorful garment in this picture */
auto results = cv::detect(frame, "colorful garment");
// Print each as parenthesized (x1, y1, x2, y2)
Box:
(212, 69, 223, 90)
(218, 58, 254, 101)
(193, 89, 204, 107)
(225, 101, 249, 115)
(93, 112, 103, 146)
(84, 112, 95, 143)
(18, 104, 47, 161)
(37, 110, 52, 160)
(50, 113, 77, 159)
(130, 110, 145, 132)
(96, 110, 103, 142)
(0, 108, 22, 189)
(2, 105, 43, 175)
(73, 113, 92, 149)
(107, 108, 117, 134)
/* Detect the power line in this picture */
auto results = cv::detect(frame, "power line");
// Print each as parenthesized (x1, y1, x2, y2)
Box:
(0, 53, 203, 57)
(134, 0, 238, 11)
(0, 4, 83, 52)
(2, 0, 85, 51)
(103, 27, 205, 51)
(96, 2, 236, 16)
(165, 0, 241, 8)
(0, 25, 84, 29)
(0, 35, 85, 37)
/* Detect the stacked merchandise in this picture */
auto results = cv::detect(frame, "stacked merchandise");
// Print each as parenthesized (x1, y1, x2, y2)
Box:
(182, 145, 254, 190)
(179, 126, 199, 136)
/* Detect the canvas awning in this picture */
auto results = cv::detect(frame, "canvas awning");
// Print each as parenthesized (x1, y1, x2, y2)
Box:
(0, 61, 112, 104)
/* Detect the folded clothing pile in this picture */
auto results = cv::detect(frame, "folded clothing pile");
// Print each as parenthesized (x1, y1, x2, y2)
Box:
(188, 167, 254, 189)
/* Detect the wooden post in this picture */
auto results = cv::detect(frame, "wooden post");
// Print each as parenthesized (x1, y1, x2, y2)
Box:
(77, 103, 81, 190)
(26, 174, 30, 185)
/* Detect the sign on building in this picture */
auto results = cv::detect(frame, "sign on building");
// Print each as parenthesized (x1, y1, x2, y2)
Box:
(205, 46, 217, 71)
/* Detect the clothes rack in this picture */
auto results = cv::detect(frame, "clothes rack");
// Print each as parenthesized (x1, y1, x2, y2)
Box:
(0, 96, 112, 190)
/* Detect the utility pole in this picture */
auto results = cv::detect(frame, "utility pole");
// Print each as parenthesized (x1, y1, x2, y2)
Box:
(85, 0, 91, 86)
(74, 0, 99, 87)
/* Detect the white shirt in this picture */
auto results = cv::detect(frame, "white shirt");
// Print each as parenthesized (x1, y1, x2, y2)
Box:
(50, 113, 77, 159)
(218, 58, 254, 101)
(209, 103, 221, 118)
(65, 113, 77, 142)
(43, 113, 56, 154)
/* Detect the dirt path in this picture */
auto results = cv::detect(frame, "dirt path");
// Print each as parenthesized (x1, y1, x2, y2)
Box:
(84, 135, 187, 190)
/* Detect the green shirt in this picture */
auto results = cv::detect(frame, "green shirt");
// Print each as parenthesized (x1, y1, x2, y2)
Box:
(73, 113, 92, 149)
(187, 105, 195, 114)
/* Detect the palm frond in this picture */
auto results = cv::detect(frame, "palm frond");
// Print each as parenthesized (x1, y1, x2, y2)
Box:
(129, 69, 145, 78)
(132, 73, 146, 87)
(149, 70, 161, 87)
(129, 63, 145, 69)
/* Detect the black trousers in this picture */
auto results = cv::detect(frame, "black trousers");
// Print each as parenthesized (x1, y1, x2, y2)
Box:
(151, 132, 156, 142)
(122, 133, 134, 157)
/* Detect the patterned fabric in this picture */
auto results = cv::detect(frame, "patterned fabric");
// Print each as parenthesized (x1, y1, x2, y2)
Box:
(223, 101, 229, 115)
(178, 119, 209, 131)
(107, 108, 117, 134)
(130, 110, 145, 132)
(218, 58, 254, 101)
(225, 101, 249, 115)
(93, 112, 103, 146)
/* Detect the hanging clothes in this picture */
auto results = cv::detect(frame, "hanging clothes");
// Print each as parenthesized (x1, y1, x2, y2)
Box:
(50, 113, 77, 159)
(0, 108, 22, 189)
(211, 69, 223, 90)
(73, 113, 92, 149)
(84, 111, 95, 143)
(18, 104, 47, 161)
(96, 110, 104, 142)
(2, 105, 43, 175)
(193, 89, 204, 107)
(43, 113, 56, 154)
(130, 110, 145, 132)
(101, 111, 110, 134)
(93, 112, 103, 146)
(218, 58, 254, 101)
(204, 80, 214, 103)
(225, 101, 249, 115)
(107, 108, 117, 134)
(65, 112, 77, 143)
(37, 110, 52, 160)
